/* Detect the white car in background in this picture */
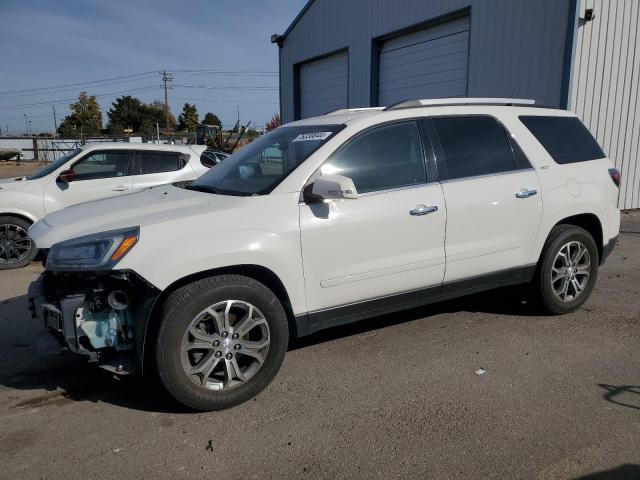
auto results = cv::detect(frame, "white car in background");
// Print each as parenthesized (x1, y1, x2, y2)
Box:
(0, 143, 208, 269)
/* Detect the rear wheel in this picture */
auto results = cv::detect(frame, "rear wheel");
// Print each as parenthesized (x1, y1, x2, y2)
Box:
(0, 216, 37, 269)
(155, 274, 288, 411)
(533, 225, 599, 314)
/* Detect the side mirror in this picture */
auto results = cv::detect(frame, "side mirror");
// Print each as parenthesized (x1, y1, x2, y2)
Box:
(305, 174, 358, 203)
(57, 169, 76, 183)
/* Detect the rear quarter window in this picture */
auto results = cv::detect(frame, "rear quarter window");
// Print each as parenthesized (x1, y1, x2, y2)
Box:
(519, 116, 605, 164)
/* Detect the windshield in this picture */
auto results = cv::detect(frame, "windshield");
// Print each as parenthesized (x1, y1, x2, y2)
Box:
(27, 148, 82, 180)
(189, 125, 343, 196)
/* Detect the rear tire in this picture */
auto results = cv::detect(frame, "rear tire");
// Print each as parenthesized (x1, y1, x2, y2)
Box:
(155, 274, 288, 411)
(532, 225, 599, 315)
(0, 215, 37, 269)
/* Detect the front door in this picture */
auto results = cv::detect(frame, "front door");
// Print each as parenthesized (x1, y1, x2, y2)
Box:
(300, 120, 447, 315)
(43, 149, 134, 214)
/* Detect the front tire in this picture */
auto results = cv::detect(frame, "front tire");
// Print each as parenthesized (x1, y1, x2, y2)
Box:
(533, 225, 599, 315)
(0, 216, 37, 269)
(155, 274, 288, 411)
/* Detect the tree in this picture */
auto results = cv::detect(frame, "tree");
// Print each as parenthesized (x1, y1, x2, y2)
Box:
(178, 103, 199, 132)
(57, 91, 102, 137)
(203, 112, 222, 127)
(142, 100, 176, 137)
(107, 96, 176, 136)
(265, 113, 281, 132)
(107, 95, 144, 134)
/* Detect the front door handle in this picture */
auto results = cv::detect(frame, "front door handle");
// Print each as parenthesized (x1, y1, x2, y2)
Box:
(515, 188, 537, 199)
(111, 185, 129, 192)
(410, 204, 438, 216)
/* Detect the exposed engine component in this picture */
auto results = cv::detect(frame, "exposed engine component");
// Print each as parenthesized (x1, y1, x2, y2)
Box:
(107, 290, 129, 311)
(75, 290, 134, 351)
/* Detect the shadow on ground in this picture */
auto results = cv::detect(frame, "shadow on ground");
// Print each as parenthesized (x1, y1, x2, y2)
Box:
(597, 384, 640, 411)
(0, 285, 537, 413)
(573, 464, 640, 480)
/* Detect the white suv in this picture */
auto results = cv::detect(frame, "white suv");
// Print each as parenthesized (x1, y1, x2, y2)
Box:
(27, 99, 620, 411)
(0, 143, 208, 269)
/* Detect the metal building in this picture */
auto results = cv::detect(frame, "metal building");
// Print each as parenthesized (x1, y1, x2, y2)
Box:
(273, 0, 640, 209)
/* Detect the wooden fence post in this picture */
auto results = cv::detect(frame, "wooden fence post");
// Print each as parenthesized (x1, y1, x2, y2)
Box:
(32, 137, 39, 161)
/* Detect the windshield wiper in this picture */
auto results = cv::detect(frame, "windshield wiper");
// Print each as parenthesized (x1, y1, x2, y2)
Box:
(186, 184, 223, 195)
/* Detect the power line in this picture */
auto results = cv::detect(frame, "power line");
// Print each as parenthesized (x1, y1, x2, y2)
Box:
(170, 95, 278, 105)
(173, 84, 278, 91)
(0, 71, 158, 97)
(0, 85, 160, 110)
(173, 69, 277, 75)
(0, 74, 159, 100)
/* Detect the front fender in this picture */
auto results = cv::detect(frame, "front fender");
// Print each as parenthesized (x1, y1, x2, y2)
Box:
(118, 226, 307, 316)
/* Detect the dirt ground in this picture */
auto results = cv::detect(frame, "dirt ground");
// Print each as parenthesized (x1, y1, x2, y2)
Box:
(0, 161, 42, 179)
(0, 210, 638, 478)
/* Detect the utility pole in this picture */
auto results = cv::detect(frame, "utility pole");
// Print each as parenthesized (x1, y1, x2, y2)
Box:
(161, 70, 173, 137)
(24, 113, 28, 135)
(52, 105, 58, 137)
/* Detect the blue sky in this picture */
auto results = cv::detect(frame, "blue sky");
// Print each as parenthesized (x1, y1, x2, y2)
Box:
(0, 0, 306, 134)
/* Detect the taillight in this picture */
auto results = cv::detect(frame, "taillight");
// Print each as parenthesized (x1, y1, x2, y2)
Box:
(608, 168, 621, 188)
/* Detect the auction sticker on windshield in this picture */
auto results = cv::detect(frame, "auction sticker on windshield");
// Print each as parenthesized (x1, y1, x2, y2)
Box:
(292, 132, 333, 142)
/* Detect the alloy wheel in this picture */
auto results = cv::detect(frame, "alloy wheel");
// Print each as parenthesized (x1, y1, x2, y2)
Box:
(551, 240, 591, 302)
(180, 300, 270, 391)
(0, 223, 32, 265)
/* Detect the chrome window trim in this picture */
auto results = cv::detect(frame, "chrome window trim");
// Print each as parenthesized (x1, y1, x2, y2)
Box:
(438, 167, 535, 184)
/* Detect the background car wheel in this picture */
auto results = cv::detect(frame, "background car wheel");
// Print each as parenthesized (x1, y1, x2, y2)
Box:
(155, 274, 289, 411)
(0, 216, 37, 270)
(532, 224, 599, 315)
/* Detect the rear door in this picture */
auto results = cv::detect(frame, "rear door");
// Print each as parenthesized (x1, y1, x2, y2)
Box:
(428, 115, 542, 283)
(132, 151, 195, 189)
(43, 149, 134, 213)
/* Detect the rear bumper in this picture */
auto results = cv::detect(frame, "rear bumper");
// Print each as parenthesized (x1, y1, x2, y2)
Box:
(601, 235, 618, 265)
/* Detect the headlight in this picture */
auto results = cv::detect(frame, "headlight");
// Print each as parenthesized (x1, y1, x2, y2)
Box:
(47, 227, 139, 271)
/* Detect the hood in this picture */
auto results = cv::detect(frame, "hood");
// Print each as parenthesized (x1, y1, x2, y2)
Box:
(29, 184, 248, 248)
(0, 176, 31, 191)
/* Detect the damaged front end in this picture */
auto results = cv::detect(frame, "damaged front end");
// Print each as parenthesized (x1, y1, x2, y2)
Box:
(28, 270, 159, 374)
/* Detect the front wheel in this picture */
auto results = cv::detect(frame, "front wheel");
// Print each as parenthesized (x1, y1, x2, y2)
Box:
(533, 225, 599, 315)
(0, 216, 38, 269)
(155, 274, 289, 411)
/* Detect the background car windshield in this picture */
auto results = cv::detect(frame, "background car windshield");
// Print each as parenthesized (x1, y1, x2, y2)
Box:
(190, 125, 343, 195)
(27, 148, 82, 180)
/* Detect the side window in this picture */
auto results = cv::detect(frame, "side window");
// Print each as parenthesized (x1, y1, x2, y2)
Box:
(321, 121, 426, 193)
(432, 116, 518, 180)
(73, 151, 131, 181)
(137, 152, 188, 175)
(200, 150, 221, 168)
(519, 115, 605, 164)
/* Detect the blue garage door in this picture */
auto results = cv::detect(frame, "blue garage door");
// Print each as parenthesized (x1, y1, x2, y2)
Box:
(378, 16, 470, 106)
(299, 51, 348, 118)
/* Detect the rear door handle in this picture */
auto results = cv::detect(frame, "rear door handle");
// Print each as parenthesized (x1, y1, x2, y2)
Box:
(410, 204, 438, 216)
(515, 188, 537, 198)
(111, 185, 129, 192)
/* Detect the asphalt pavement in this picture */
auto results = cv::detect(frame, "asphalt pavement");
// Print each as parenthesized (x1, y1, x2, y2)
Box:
(0, 212, 638, 479)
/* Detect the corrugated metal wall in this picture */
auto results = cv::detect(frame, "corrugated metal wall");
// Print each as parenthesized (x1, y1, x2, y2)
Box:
(279, 0, 572, 123)
(571, 0, 640, 209)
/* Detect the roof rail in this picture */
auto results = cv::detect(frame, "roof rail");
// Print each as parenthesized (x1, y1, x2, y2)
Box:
(384, 97, 536, 111)
(325, 107, 386, 115)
